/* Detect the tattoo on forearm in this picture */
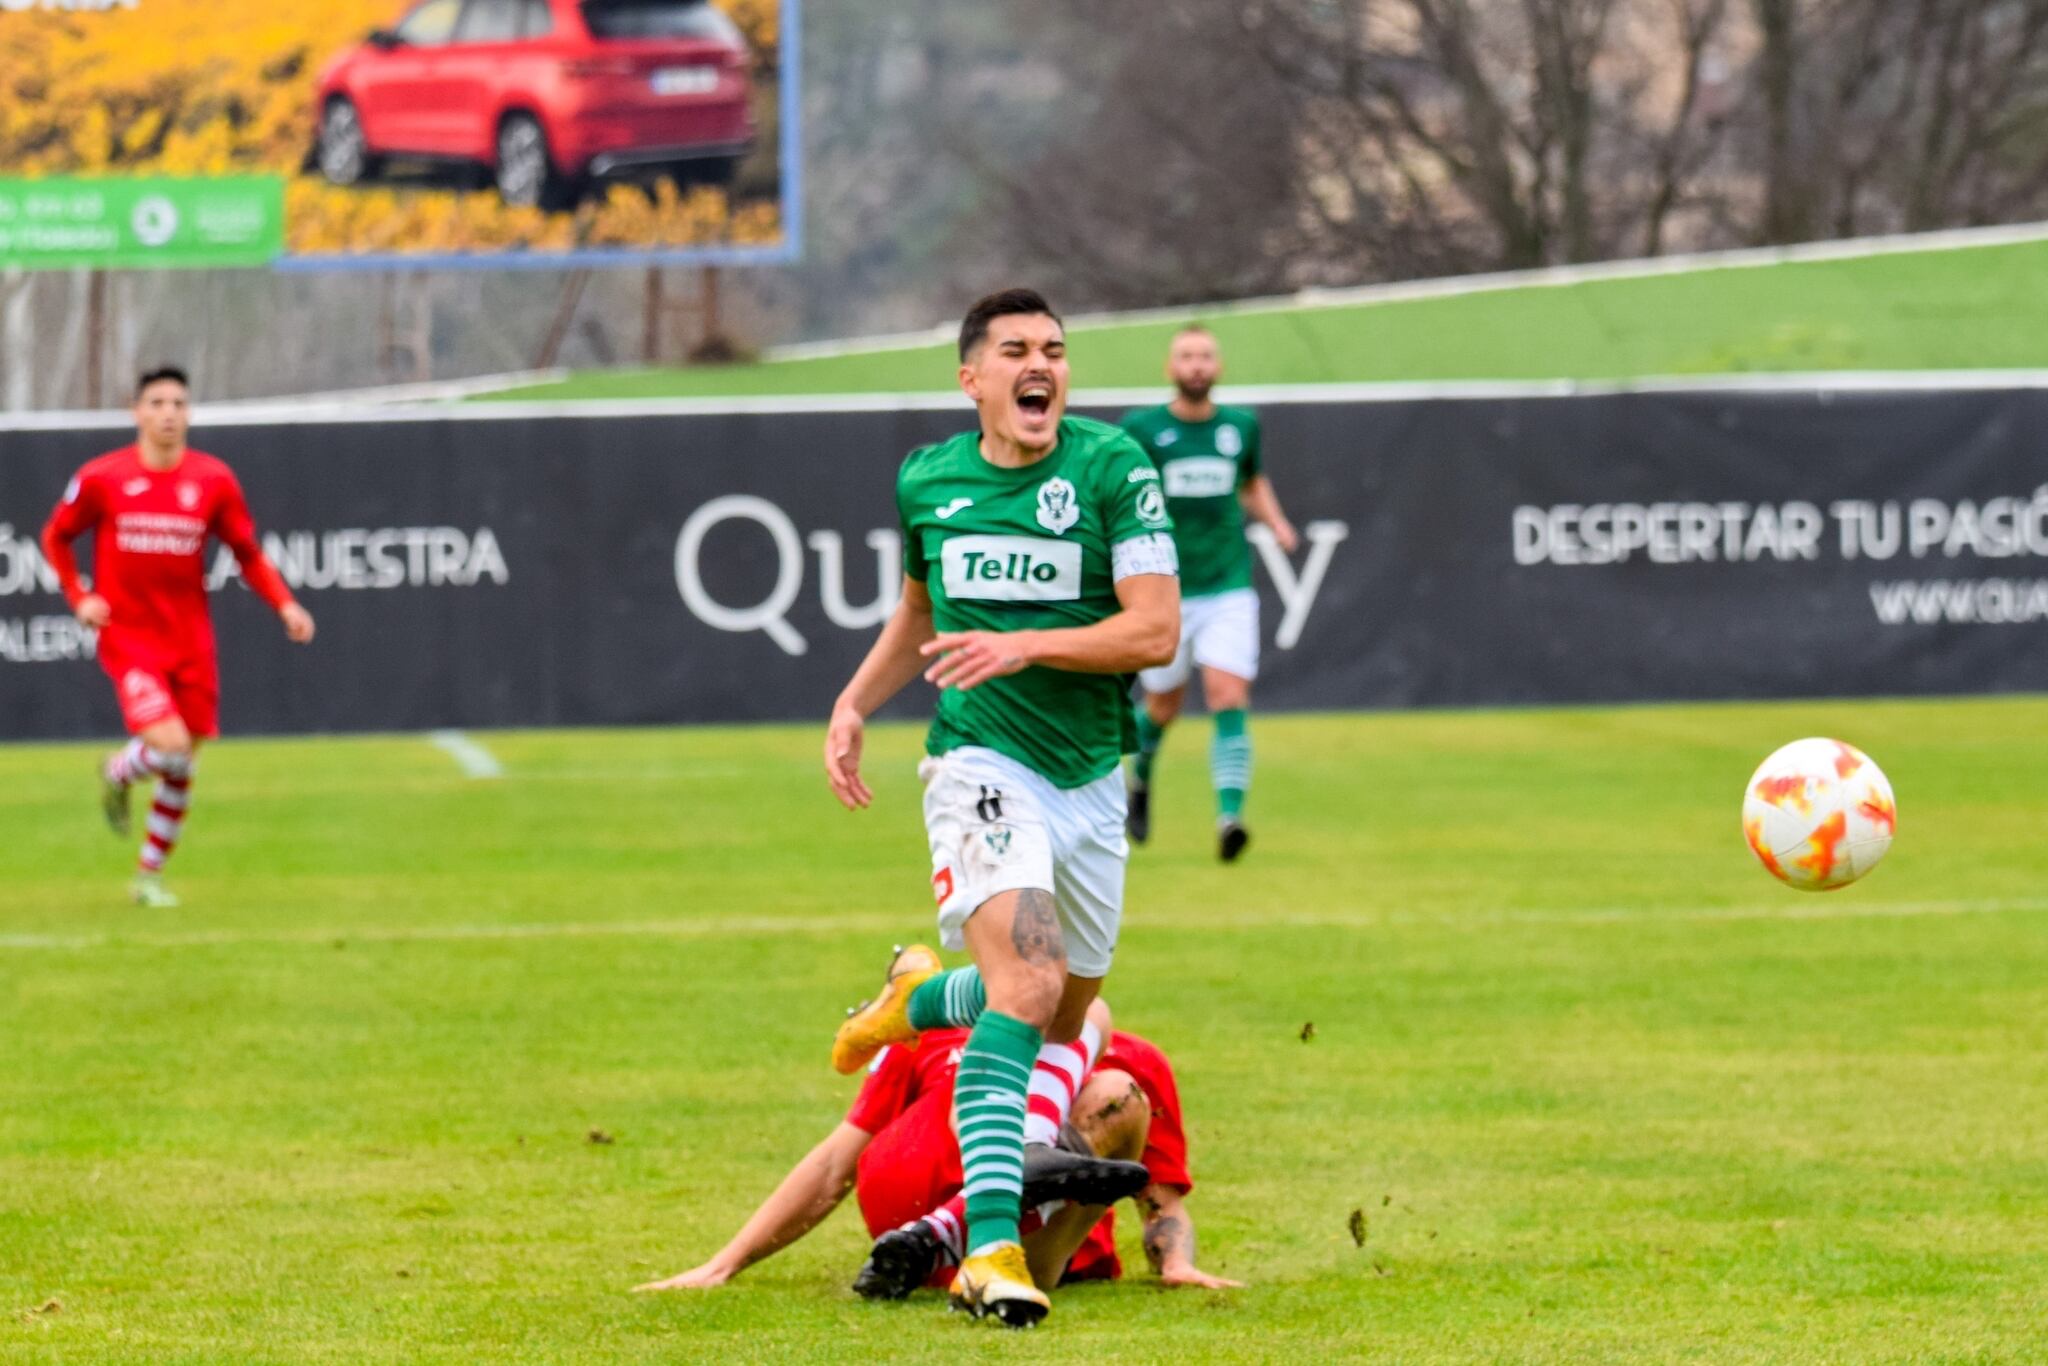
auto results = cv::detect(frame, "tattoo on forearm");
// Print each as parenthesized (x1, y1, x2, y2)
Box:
(1143, 1215, 1191, 1273)
(1010, 889, 1064, 966)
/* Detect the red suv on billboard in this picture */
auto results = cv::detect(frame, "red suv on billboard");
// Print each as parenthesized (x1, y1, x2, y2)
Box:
(314, 0, 754, 209)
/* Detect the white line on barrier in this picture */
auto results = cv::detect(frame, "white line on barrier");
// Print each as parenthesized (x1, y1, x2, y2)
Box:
(18, 368, 2048, 431)
(428, 730, 504, 780)
(2, 896, 2042, 954)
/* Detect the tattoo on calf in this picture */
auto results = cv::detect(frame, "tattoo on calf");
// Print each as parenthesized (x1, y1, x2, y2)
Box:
(1010, 889, 1064, 966)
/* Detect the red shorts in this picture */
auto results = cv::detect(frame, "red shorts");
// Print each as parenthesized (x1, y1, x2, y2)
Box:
(99, 642, 219, 738)
(855, 1089, 1122, 1288)
(856, 1089, 963, 1239)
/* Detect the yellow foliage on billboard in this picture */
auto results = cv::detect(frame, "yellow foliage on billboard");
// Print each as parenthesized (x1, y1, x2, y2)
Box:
(0, 0, 793, 267)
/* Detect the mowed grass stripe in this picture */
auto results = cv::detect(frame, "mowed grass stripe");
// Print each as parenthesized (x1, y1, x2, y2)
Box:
(5, 894, 2048, 954)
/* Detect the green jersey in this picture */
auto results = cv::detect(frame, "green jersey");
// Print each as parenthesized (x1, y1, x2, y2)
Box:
(1118, 404, 1263, 597)
(899, 415, 1177, 789)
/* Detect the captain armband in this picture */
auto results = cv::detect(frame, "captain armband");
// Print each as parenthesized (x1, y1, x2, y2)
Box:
(1111, 533, 1179, 582)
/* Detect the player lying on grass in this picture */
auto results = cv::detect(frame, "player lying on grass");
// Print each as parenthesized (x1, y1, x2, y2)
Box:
(635, 998, 1238, 1297)
(851, 1003, 1241, 1299)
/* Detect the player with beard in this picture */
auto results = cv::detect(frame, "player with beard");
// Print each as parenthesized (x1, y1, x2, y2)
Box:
(1119, 327, 1298, 862)
(41, 367, 315, 907)
(821, 288, 1181, 1327)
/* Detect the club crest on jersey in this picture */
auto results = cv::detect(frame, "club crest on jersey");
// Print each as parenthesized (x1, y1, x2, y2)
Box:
(1035, 477, 1079, 535)
(176, 481, 201, 510)
(1216, 424, 1244, 457)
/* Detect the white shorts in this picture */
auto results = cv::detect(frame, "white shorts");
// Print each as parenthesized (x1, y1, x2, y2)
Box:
(919, 746, 1128, 979)
(1139, 586, 1261, 693)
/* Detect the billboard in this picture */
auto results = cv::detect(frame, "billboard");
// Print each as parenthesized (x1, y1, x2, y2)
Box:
(0, 0, 799, 271)
(2, 384, 2046, 741)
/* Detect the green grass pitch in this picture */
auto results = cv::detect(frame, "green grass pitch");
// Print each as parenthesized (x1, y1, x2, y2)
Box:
(6, 697, 2048, 1362)
(490, 236, 2048, 401)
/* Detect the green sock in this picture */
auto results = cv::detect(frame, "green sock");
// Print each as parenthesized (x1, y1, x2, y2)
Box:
(1133, 705, 1166, 787)
(1212, 708, 1251, 820)
(954, 1010, 1042, 1251)
(908, 967, 985, 1031)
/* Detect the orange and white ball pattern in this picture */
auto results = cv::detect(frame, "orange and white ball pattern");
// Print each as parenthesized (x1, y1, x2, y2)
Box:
(1742, 738, 1897, 891)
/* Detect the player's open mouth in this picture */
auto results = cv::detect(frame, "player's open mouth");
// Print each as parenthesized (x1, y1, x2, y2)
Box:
(1015, 384, 1053, 418)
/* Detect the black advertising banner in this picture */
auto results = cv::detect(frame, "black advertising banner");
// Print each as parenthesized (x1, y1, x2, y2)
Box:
(2, 386, 2045, 742)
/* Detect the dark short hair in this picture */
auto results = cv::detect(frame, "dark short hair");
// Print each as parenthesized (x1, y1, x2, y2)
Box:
(135, 366, 190, 399)
(958, 288, 1062, 362)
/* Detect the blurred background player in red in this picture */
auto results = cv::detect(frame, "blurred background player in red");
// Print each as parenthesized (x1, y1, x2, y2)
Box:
(41, 366, 316, 908)
(635, 1000, 1240, 1298)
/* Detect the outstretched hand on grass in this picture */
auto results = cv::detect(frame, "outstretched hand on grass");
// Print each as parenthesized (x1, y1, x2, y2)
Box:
(634, 1261, 735, 1292)
(1160, 1264, 1245, 1290)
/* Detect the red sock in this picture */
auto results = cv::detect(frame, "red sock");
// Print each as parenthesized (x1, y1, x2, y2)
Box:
(107, 738, 177, 787)
(916, 1197, 968, 1264)
(139, 771, 192, 874)
(1025, 1020, 1102, 1147)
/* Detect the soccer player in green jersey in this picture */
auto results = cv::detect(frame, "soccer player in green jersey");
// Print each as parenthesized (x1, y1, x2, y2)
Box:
(821, 288, 1181, 1328)
(1119, 326, 1299, 862)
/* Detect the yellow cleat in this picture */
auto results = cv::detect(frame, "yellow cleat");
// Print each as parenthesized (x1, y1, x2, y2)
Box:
(831, 943, 942, 1075)
(948, 1241, 1049, 1329)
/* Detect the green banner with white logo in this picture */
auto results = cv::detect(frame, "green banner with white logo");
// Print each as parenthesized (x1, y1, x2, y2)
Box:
(0, 177, 284, 271)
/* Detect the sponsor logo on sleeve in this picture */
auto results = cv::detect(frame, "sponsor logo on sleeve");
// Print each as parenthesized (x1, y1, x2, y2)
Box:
(940, 535, 1084, 602)
(1136, 486, 1170, 528)
(1127, 466, 1160, 483)
(1164, 457, 1238, 498)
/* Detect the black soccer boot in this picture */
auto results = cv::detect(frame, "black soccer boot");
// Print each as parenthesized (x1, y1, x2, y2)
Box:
(852, 1221, 945, 1301)
(1020, 1143, 1151, 1208)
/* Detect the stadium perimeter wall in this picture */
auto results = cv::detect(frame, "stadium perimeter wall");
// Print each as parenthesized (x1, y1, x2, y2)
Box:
(1, 386, 2043, 740)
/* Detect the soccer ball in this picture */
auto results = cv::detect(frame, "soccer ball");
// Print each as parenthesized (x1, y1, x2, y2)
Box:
(1742, 738, 1897, 891)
